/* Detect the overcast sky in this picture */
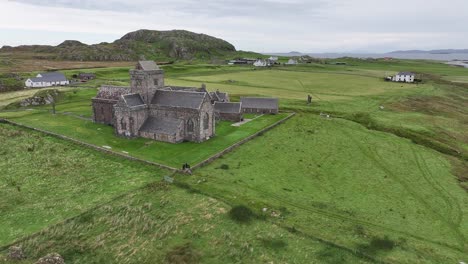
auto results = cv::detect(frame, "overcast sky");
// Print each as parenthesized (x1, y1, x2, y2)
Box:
(1, 0, 467, 53)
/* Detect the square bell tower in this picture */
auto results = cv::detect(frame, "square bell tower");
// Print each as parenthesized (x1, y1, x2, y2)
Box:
(130, 61, 164, 104)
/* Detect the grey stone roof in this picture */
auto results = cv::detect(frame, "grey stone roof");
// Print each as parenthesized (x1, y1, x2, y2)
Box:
(137, 61, 160, 71)
(78, 73, 95, 77)
(151, 90, 206, 109)
(240, 97, 279, 110)
(216, 91, 228, 101)
(30, 72, 67, 83)
(123, 94, 145, 107)
(209, 92, 220, 101)
(214, 102, 241, 113)
(398, 71, 415, 76)
(210, 91, 229, 102)
(139, 117, 182, 135)
(164, 86, 200, 92)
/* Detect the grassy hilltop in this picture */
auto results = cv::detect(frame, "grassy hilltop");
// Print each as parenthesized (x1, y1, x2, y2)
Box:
(0, 29, 255, 62)
(0, 58, 467, 263)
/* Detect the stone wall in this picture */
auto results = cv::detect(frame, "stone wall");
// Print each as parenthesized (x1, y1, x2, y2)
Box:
(191, 112, 295, 170)
(0, 119, 178, 172)
(217, 112, 243, 122)
(114, 104, 147, 138)
(92, 98, 117, 125)
(140, 130, 183, 144)
(242, 108, 278, 114)
(198, 97, 215, 141)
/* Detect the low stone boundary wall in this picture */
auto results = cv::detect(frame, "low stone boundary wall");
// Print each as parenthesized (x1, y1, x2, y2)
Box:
(0, 112, 295, 173)
(191, 112, 295, 170)
(0, 118, 178, 172)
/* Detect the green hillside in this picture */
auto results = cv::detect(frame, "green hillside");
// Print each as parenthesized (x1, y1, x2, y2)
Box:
(0, 29, 247, 62)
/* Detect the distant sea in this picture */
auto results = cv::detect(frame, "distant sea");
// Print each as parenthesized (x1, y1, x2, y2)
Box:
(306, 52, 468, 61)
(267, 52, 468, 61)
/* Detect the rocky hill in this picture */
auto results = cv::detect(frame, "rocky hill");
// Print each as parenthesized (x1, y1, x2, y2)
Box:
(0, 29, 237, 61)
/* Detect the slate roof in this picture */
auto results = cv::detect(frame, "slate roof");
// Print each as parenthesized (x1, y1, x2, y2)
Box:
(216, 91, 228, 101)
(139, 117, 182, 135)
(78, 73, 95, 78)
(123, 94, 145, 107)
(151, 90, 206, 109)
(137, 61, 160, 71)
(214, 102, 242, 114)
(240, 97, 279, 110)
(397, 71, 415, 76)
(30, 72, 67, 83)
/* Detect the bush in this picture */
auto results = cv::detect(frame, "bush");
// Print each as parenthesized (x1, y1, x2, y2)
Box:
(229, 205, 254, 223)
(165, 243, 201, 264)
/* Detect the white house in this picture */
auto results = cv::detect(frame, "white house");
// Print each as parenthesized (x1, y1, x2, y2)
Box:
(286, 59, 298, 65)
(25, 72, 69, 88)
(392, 72, 415, 83)
(253, 59, 270, 67)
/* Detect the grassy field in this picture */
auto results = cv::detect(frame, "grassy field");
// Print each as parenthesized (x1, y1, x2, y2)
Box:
(0, 124, 170, 246)
(0, 59, 467, 263)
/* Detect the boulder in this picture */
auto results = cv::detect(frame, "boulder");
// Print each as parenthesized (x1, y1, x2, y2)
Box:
(35, 253, 64, 264)
(7, 246, 26, 261)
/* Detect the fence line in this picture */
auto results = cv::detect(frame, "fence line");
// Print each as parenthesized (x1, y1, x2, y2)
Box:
(0, 118, 179, 172)
(191, 112, 296, 170)
(0, 112, 295, 174)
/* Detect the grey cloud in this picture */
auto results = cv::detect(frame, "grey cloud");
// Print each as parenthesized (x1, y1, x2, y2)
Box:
(10, 0, 329, 18)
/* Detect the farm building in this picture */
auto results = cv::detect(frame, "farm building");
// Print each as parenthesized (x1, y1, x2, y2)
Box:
(214, 102, 243, 122)
(392, 72, 415, 82)
(25, 72, 69, 88)
(77, 73, 96, 81)
(240, 97, 279, 114)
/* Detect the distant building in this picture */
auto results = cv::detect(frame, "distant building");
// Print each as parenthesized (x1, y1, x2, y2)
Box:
(392, 72, 415, 82)
(214, 102, 243, 122)
(240, 97, 279, 114)
(78, 73, 96, 81)
(227, 58, 256, 65)
(286, 59, 298, 65)
(253, 59, 270, 67)
(268, 56, 279, 61)
(25, 72, 69, 88)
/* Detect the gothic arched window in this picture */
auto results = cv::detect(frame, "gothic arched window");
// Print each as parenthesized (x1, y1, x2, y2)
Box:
(187, 119, 194, 133)
(203, 113, 209, 130)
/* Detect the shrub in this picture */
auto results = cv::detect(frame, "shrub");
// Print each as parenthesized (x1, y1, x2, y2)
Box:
(228, 205, 254, 223)
(165, 243, 201, 264)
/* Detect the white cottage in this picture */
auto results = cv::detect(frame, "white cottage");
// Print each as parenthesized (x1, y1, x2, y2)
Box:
(25, 72, 69, 88)
(392, 72, 415, 83)
(253, 59, 270, 67)
(286, 59, 298, 65)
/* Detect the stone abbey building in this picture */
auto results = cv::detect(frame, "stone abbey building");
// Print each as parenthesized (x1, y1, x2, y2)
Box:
(92, 61, 279, 144)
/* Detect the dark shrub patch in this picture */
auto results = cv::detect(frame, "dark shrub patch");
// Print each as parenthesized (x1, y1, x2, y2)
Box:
(220, 164, 229, 170)
(357, 236, 396, 255)
(165, 243, 201, 264)
(260, 238, 287, 250)
(229, 205, 254, 223)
